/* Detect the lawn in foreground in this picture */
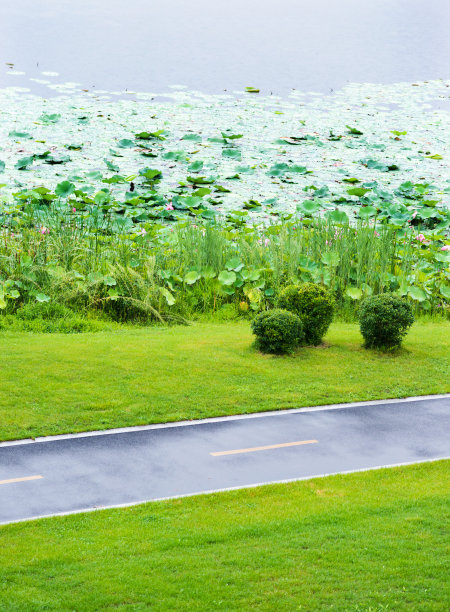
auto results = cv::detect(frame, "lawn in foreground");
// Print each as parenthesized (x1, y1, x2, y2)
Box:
(0, 461, 448, 610)
(0, 321, 449, 442)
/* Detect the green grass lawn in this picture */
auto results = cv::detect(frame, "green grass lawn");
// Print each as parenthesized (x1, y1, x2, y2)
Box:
(0, 320, 448, 442)
(0, 461, 448, 611)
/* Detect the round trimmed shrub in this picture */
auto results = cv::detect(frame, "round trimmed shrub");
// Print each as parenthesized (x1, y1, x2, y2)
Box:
(277, 283, 334, 345)
(358, 294, 414, 349)
(251, 308, 303, 354)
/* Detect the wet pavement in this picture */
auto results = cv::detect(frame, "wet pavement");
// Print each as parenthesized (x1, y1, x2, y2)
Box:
(0, 396, 449, 524)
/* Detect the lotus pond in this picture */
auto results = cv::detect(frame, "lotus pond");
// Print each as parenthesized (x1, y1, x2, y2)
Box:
(0, 79, 449, 319)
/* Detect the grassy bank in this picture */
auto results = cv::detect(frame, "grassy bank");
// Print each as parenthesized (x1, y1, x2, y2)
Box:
(0, 461, 448, 610)
(0, 321, 448, 441)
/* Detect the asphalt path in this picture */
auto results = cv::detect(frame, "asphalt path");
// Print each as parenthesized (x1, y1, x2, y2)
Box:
(0, 396, 449, 525)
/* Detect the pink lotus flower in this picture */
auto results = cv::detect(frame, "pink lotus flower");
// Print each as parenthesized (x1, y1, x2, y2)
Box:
(441, 245, 450, 251)
(416, 234, 426, 242)
(166, 203, 174, 211)
(72, 207, 76, 213)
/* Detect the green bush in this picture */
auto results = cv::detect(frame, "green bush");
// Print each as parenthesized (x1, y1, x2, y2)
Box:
(15, 302, 76, 321)
(358, 294, 414, 349)
(277, 283, 334, 345)
(0, 315, 113, 334)
(251, 308, 303, 354)
(1, 302, 114, 333)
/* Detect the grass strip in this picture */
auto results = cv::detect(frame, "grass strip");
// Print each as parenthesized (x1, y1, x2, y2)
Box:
(0, 321, 448, 441)
(0, 461, 448, 610)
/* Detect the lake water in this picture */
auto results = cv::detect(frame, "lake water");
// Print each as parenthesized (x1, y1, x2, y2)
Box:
(1, 0, 449, 96)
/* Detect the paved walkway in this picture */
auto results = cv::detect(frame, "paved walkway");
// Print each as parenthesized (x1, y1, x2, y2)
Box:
(0, 396, 449, 524)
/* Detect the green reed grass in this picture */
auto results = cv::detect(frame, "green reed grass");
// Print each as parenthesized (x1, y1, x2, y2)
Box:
(0, 213, 443, 322)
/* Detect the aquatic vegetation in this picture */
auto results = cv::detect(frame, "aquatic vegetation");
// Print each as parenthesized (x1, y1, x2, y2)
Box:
(0, 213, 448, 319)
(0, 80, 449, 228)
(0, 80, 448, 319)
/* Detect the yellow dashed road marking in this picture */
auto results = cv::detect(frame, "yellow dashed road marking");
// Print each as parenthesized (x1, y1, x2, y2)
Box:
(211, 440, 318, 456)
(0, 475, 43, 485)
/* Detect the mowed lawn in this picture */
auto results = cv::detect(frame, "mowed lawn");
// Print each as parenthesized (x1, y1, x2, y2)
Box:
(0, 461, 448, 611)
(0, 321, 449, 441)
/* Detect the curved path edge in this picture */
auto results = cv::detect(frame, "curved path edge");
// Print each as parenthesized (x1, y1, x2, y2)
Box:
(1, 393, 449, 448)
(1, 456, 448, 527)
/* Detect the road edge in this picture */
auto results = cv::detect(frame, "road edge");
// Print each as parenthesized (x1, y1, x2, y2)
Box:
(1, 393, 449, 448)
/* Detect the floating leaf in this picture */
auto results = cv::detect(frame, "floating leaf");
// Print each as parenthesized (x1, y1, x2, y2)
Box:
(291, 165, 311, 174)
(347, 187, 370, 197)
(181, 133, 202, 142)
(39, 113, 61, 124)
(104, 159, 119, 172)
(15, 155, 34, 170)
(117, 139, 135, 148)
(135, 130, 166, 141)
(85, 170, 103, 180)
(44, 154, 70, 165)
(187, 176, 215, 185)
(188, 161, 204, 173)
(243, 199, 261, 209)
(140, 168, 162, 182)
(8, 130, 32, 139)
(346, 125, 363, 135)
(221, 131, 243, 140)
(192, 187, 212, 197)
(235, 166, 254, 175)
(222, 148, 241, 160)
(267, 163, 311, 177)
(163, 151, 185, 161)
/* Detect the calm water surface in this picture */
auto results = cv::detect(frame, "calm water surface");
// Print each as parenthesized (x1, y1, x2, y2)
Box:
(1, 0, 450, 95)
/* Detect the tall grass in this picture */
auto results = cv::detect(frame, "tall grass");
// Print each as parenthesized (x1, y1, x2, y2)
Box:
(0, 214, 444, 322)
